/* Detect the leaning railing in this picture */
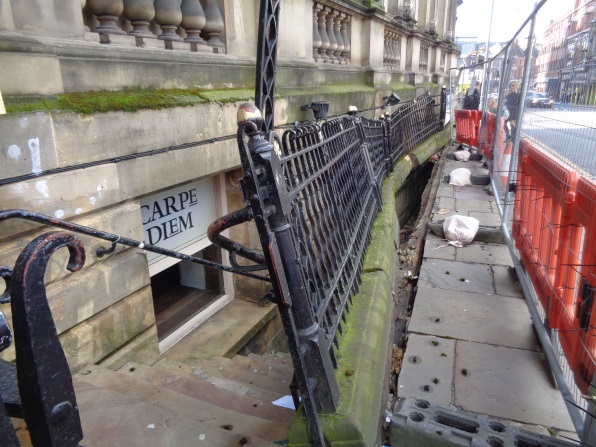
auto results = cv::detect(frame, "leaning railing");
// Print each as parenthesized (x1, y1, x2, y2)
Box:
(227, 90, 444, 445)
(0, 89, 444, 446)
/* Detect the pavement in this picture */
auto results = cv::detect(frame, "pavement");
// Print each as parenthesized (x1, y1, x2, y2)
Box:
(392, 144, 578, 446)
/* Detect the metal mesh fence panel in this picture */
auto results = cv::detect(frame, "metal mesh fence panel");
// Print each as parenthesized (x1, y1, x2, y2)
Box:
(449, 1, 596, 438)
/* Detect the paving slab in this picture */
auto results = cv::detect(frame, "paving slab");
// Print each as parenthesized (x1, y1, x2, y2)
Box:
(453, 185, 494, 201)
(455, 198, 493, 214)
(418, 259, 493, 294)
(493, 265, 524, 298)
(454, 340, 575, 432)
(469, 211, 502, 227)
(423, 237, 456, 261)
(397, 334, 455, 407)
(455, 242, 513, 267)
(436, 185, 455, 198)
(409, 287, 540, 351)
(436, 197, 455, 211)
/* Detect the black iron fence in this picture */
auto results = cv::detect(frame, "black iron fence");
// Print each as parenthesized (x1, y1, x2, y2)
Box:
(0, 89, 444, 446)
(228, 91, 444, 445)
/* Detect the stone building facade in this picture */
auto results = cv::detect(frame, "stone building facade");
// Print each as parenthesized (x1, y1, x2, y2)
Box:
(0, 0, 459, 370)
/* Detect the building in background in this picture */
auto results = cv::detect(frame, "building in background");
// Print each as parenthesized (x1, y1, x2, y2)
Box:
(534, 0, 596, 103)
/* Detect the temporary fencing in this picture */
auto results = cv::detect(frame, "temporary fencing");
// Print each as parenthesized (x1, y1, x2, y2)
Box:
(448, 0, 596, 440)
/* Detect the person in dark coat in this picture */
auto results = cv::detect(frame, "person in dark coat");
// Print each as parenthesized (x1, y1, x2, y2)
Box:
(463, 81, 481, 110)
(505, 81, 520, 141)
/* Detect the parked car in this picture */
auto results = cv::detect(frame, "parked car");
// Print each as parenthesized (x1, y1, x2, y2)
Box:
(525, 92, 553, 108)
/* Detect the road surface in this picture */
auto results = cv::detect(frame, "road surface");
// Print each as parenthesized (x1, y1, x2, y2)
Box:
(520, 106, 596, 177)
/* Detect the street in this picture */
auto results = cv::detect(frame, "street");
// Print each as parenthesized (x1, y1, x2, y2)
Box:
(520, 106, 596, 177)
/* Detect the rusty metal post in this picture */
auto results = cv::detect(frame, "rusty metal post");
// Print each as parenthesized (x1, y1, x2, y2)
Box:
(10, 232, 84, 447)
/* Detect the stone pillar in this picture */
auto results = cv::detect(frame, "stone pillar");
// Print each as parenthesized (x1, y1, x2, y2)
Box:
(123, 0, 155, 37)
(0, 0, 15, 31)
(201, 0, 225, 52)
(333, 13, 344, 63)
(180, 0, 207, 45)
(278, 0, 308, 61)
(324, 8, 337, 62)
(10, 0, 86, 38)
(399, 33, 407, 71)
(406, 36, 420, 72)
(383, 31, 390, 66)
(340, 15, 351, 64)
(312, 3, 322, 60)
(154, 0, 183, 41)
(361, 17, 384, 68)
(87, 0, 126, 35)
(316, 7, 329, 61)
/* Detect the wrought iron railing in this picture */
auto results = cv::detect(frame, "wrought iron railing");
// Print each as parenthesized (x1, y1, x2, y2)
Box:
(0, 90, 443, 446)
(0, 0, 446, 443)
(223, 90, 443, 445)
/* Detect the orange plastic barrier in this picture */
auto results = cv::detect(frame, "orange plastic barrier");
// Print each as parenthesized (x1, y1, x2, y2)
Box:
(478, 112, 504, 160)
(513, 141, 578, 327)
(454, 109, 481, 148)
(512, 140, 596, 392)
(555, 177, 596, 393)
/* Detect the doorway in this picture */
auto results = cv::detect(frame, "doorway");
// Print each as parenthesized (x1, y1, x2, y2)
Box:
(150, 244, 224, 341)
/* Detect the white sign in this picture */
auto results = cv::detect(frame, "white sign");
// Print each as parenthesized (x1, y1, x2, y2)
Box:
(140, 178, 217, 264)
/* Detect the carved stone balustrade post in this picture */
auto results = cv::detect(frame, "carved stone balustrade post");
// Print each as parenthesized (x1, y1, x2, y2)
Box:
(340, 16, 350, 64)
(333, 14, 344, 64)
(201, 0, 225, 53)
(317, 7, 329, 61)
(312, 3, 322, 61)
(181, 0, 208, 48)
(325, 9, 337, 62)
(389, 33, 397, 67)
(87, 0, 126, 35)
(123, 0, 155, 37)
(154, 0, 183, 42)
(383, 30, 391, 67)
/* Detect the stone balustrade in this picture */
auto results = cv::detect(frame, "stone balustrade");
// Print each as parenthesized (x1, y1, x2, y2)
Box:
(419, 44, 429, 72)
(383, 29, 401, 70)
(84, 0, 225, 53)
(312, 2, 351, 65)
(0, 0, 457, 95)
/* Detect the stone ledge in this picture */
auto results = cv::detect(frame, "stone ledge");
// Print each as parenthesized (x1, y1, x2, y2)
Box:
(289, 270, 393, 447)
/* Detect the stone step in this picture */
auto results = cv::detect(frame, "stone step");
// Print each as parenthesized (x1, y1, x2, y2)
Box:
(119, 361, 295, 426)
(244, 352, 294, 375)
(194, 354, 294, 385)
(154, 358, 283, 405)
(185, 356, 292, 398)
(74, 364, 290, 443)
(162, 299, 279, 362)
(74, 379, 279, 447)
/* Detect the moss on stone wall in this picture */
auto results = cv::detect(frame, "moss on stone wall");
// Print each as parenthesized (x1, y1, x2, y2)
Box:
(4, 82, 418, 117)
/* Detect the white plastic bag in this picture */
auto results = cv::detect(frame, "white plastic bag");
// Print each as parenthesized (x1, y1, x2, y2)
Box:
(443, 215, 480, 247)
(449, 168, 472, 186)
(454, 151, 470, 162)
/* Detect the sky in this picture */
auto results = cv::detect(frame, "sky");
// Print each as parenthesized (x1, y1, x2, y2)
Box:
(454, 0, 576, 43)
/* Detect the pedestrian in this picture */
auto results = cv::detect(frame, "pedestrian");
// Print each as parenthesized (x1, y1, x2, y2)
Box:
(505, 81, 520, 141)
(463, 81, 481, 110)
(487, 96, 498, 114)
(562, 90, 569, 110)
